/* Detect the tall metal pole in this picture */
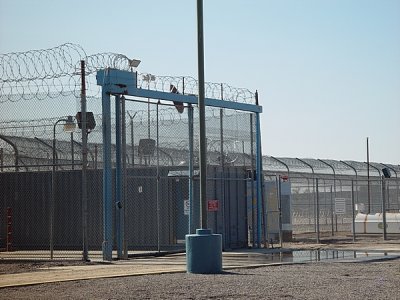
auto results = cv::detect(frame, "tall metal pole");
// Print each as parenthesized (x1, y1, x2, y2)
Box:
(197, 0, 207, 229)
(80, 60, 89, 261)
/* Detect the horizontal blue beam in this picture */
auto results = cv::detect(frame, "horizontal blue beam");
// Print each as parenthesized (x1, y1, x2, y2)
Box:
(97, 69, 262, 113)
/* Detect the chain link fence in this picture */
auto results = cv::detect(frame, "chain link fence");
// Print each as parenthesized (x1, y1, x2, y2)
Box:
(1, 44, 399, 261)
(0, 44, 259, 260)
(264, 173, 400, 245)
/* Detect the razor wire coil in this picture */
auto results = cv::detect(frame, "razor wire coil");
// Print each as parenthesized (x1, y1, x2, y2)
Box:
(1, 43, 256, 104)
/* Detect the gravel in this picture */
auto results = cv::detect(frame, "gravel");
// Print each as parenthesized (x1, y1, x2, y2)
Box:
(1, 259, 399, 299)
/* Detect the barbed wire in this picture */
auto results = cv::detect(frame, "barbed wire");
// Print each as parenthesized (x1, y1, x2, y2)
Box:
(1, 43, 256, 104)
(0, 43, 86, 82)
(138, 73, 256, 104)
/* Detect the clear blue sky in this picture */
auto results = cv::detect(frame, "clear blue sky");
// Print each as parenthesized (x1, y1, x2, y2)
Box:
(1, 0, 399, 164)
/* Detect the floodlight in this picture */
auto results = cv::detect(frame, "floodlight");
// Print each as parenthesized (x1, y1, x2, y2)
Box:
(128, 58, 141, 68)
(76, 112, 96, 131)
(382, 168, 391, 178)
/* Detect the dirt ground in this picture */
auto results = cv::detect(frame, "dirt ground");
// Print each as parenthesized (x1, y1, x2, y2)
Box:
(0, 259, 399, 299)
(0, 234, 399, 299)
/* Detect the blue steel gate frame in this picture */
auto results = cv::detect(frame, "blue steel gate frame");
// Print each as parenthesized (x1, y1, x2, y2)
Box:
(96, 69, 263, 260)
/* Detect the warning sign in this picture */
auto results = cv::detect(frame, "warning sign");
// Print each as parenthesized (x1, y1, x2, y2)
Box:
(207, 200, 219, 212)
(184, 199, 190, 215)
(335, 198, 346, 215)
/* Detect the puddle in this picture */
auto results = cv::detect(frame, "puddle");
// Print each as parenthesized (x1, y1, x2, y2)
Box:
(271, 250, 399, 263)
(228, 250, 400, 265)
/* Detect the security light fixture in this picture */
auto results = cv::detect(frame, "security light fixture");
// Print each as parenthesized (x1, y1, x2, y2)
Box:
(128, 58, 141, 68)
(76, 112, 96, 131)
(63, 115, 76, 133)
(382, 168, 391, 178)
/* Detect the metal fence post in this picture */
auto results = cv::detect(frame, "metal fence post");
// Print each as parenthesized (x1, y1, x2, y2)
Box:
(316, 178, 320, 243)
(278, 176, 283, 248)
(351, 180, 356, 242)
(330, 185, 334, 236)
(382, 176, 387, 241)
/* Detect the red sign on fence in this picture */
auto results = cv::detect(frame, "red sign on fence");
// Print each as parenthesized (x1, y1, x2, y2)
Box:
(207, 200, 219, 212)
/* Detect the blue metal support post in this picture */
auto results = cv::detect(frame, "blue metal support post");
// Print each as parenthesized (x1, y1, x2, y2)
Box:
(188, 104, 194, 234)
(115, 95, 123, 258)
(102, 89, 113, 261)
